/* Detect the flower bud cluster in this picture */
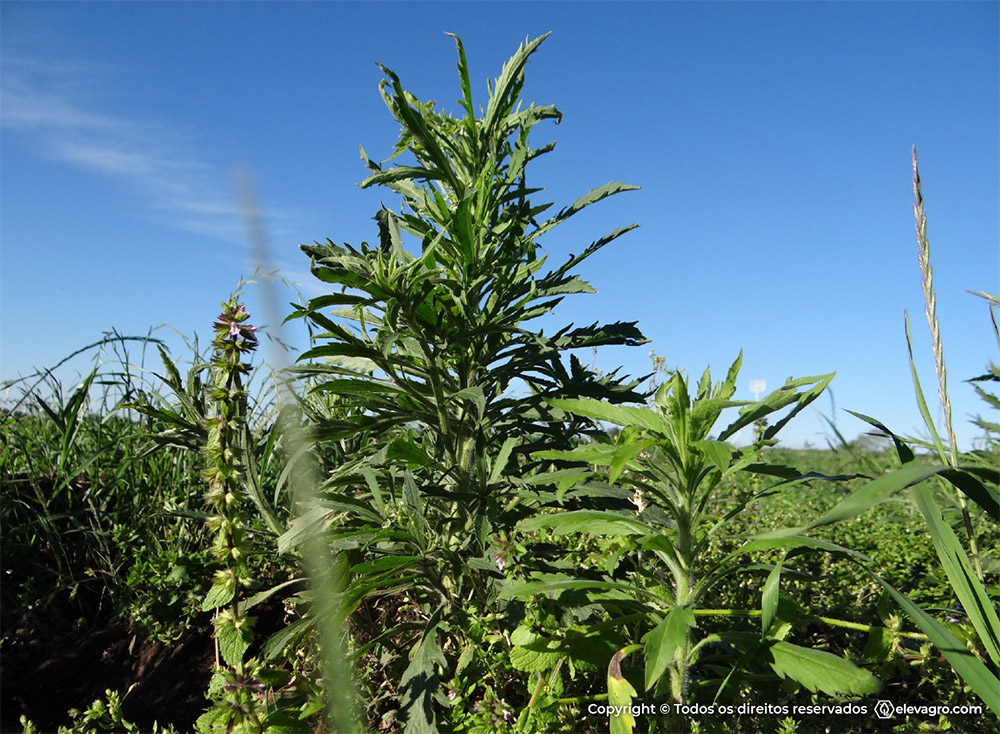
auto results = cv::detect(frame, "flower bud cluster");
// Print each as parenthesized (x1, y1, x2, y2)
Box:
(196, 300, 268, 732)
(204, 300, 257, 601)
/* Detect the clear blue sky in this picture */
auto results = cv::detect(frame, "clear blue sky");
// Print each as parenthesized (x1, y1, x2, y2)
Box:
(2, 2, 997, 449)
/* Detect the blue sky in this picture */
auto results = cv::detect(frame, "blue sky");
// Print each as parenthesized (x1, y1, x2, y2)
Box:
(2, 2, 997, 449)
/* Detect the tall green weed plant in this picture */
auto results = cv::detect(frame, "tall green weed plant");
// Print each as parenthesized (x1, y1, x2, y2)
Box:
(282, 32, 649, 732)
(517, 357, 886, 733)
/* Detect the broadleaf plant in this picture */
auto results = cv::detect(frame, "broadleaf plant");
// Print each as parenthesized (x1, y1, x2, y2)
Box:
(514, 353, 883, 726)
(283, 32, 648, 731)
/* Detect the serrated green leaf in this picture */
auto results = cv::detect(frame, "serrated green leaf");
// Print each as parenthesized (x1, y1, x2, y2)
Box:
(534, 443, 616, 466)
(455, 644, 475, 676)
(217, 620, 253, 668)
(277, 505, 338, 555)
(761, 563, 782, 635)
(361, 463, 385, 514)
(862, 626, 894, 663)
(765, 640, 881, 696)
(643, 606, 695, 690)
(548, 397, 667, 433)
(195, 705, 233, 733)
(519, 510, 649, 537)
(156, 344, 183, 391)
(510, 626, 563, 672)
(695, 439, 734, 472)
(353, 555, 422, 577)
(717, 372, 834, 442)
(489, 437, 518, 485)
(311, 379, 403, 397)
(201, 578, 235, 612)
(609, 439, 653, 484)
(452, 385, 485, 421)
(534, 181, 640, 240)
(262, 617, 312, 662)
(500, 577, 644, 600)
(399, 615, 446, 734)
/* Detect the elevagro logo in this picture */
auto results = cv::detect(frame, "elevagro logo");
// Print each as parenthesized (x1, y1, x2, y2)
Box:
(873, 700, 983, 720)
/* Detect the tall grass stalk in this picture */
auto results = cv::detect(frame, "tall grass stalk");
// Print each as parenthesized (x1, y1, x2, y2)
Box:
(912, 147, 960, 467)
(910, 147, 981, 576)
(236, 170, 359, 733)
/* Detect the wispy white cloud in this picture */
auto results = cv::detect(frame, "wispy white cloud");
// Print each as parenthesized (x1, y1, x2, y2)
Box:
(1, 55, 303, 250)
(49, 138, 180, 179)
(2, 80, 120, 131)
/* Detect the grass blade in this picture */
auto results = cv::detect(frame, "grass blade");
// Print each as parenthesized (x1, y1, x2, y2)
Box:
(911, 484, 1000, 667)
(870, 571, 1000, 716)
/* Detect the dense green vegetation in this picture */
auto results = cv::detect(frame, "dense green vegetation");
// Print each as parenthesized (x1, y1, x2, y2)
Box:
(2, 34, 997, 734)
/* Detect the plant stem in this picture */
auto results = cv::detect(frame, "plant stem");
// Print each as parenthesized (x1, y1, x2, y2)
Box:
(557, 693, 608, 704)
(694, 608, 929, 640)
(912, 148, 983, 578)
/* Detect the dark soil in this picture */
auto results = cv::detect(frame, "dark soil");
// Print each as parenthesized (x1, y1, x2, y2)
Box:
(1, 622, 215, 732)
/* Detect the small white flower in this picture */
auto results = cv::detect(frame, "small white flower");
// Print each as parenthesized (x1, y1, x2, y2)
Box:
(632, 489, 646, 513)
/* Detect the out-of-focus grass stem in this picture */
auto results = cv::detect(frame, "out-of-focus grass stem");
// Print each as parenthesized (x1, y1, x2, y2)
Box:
(236, 168, 359, 734)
